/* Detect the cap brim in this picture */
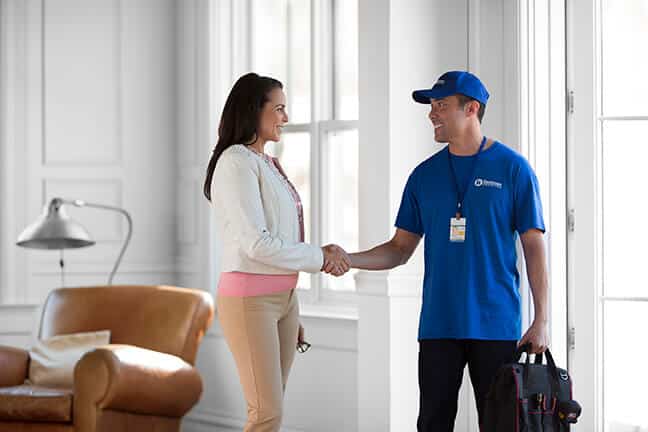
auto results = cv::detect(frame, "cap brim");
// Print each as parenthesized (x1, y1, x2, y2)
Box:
(412, 87, 454, 104)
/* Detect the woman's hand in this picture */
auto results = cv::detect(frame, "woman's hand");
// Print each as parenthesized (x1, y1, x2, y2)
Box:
(296, 323, 311, 353)
(298, 323, 305, 344)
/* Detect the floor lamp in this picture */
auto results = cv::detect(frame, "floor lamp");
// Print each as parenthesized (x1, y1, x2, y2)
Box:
(16, 197, 132, 286)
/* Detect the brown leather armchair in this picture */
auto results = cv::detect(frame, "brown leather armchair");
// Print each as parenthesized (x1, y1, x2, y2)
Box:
(0, 285, 214, 432)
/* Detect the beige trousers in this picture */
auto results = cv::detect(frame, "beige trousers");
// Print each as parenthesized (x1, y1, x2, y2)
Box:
(217, 290, 299, 432)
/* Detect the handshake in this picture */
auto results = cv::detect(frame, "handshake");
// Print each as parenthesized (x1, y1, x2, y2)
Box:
(320, 244, 352, 277)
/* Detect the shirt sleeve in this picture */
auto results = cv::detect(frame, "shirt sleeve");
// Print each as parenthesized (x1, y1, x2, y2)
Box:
(513, 159, 546, 234)
(395, 171, 425, 236)
(214, 151, 324, 273)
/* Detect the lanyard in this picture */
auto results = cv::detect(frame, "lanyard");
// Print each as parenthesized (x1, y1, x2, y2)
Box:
(447, 136, 487, 218)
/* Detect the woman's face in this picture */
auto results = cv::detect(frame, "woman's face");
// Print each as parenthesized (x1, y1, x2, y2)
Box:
(257, 87, 288, 143)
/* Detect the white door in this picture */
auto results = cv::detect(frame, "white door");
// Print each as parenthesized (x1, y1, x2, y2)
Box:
(568, 1, 648, 431)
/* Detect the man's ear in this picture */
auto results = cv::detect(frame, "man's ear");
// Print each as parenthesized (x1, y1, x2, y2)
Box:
(465, 100, 480, 117)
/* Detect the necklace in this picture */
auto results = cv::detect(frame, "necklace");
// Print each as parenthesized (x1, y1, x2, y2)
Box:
(246, 145, 267, 157)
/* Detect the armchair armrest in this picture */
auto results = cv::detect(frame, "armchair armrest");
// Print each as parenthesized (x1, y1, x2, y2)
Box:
(74, 344, 202, 417)
(0, 345, 29, 387)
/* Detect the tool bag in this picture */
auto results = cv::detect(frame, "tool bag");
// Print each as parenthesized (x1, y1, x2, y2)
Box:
(481, 344, 581, 432)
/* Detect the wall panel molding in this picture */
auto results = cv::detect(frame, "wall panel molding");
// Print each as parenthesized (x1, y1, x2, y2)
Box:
(178, 178, 199, 245)
(30, 261, 176, 275)
(42, 0, 123, 166)
(0, 304, 40, 349)
(0, 304, 39, 335)
(3, 0, 179, 303)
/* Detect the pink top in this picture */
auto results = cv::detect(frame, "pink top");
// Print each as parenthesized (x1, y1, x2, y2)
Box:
(218, 152, 304, 297)
(268, 155, 305, 242)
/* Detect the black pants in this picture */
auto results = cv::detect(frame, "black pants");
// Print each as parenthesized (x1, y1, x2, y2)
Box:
(417, 339, 517, 432)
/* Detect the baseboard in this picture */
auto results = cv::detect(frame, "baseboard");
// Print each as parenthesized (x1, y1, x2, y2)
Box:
(183, 417, 237, 432)
(184, 409, 306, 432)
(0, 304, 39, 348)
(183, 413, 238, 432)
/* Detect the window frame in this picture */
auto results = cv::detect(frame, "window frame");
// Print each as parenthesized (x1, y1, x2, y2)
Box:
(518, 0, 568, 367)
(236, 0, 361, 310)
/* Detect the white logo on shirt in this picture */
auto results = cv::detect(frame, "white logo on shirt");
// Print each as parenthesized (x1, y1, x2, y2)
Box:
(474, 178, 502, 189)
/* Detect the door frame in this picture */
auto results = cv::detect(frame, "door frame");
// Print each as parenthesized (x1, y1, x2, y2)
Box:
(566, 0, 601, 430)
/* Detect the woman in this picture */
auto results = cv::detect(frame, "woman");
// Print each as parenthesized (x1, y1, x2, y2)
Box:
(203, 72, 349, 431)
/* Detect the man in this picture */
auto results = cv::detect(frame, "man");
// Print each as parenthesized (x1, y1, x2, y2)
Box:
(341, 71, 549, 431)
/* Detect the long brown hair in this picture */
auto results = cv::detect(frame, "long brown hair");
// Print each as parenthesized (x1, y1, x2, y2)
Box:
(203, 73, 283, 201)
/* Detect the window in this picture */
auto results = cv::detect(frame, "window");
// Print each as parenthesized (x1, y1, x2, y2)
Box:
(567, 0, 648, 430)
(251, 0, 359, 301)
(598, 1, 648, 430)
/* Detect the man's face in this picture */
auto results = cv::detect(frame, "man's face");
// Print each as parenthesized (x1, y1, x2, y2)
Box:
(427, 95, 467, 143)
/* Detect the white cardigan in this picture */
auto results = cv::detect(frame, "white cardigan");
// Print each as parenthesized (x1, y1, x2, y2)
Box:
(211, 144, 324, 275)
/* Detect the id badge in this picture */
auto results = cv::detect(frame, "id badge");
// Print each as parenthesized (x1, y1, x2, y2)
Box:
(449, 217, 466, 242)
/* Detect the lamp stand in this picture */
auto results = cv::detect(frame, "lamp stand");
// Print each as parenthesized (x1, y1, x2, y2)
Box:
(64, 199, 133, 285)
(59, 249, 65, 287)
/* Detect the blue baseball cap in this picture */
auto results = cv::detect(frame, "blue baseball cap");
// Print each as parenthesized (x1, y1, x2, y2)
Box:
(412, 71, 489, 105)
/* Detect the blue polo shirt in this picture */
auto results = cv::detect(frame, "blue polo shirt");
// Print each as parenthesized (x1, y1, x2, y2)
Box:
(395, 142, 545, 341)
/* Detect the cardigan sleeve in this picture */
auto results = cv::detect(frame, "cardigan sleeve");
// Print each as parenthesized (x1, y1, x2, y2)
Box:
(214, 150, 324, 273)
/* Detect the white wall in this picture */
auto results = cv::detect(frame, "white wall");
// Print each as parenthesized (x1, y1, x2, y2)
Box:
(0, 0, 178, 307)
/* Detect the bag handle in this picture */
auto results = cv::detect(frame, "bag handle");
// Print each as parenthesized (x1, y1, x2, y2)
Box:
(514, 342, 532, 361)
(516, 343, 562, 390)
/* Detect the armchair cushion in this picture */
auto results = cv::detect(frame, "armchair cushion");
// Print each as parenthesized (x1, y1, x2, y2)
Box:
(0, 385, 73, 422)
(28, 330, 111, 388)
(74, 344, 202, 417)
(0, 345, 30, 387)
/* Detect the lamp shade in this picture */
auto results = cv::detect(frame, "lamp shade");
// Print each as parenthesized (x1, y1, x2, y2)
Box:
(16, 198, 95, 249)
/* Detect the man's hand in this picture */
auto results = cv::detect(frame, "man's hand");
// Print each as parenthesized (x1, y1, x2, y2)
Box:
(321, 244, 351, 276)
(518, 319, 549, 354)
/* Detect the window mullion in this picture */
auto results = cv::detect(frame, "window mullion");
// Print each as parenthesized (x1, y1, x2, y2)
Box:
(330, 0, 337, 120)
(313, 0, 334, 303)
(309, 0, 320, 304)
(313, 0, 333, 122)
(319, 119, 359, 132)
(311, 121, 323, 303)
(286, 0, 292, 111)
(282, 123, 311, 134)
